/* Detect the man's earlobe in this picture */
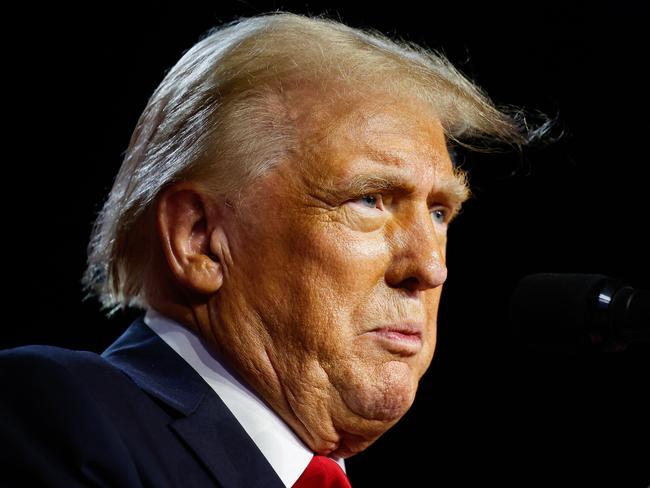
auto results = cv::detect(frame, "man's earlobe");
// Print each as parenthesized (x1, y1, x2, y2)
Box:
(184, 254, 223, 294)
(157, 184, 228, 296)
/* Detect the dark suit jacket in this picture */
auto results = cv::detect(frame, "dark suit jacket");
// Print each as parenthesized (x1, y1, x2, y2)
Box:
(0, 316, 286, 488)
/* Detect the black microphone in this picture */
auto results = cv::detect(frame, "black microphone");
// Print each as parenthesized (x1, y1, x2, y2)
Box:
(510, 273, 650, 351)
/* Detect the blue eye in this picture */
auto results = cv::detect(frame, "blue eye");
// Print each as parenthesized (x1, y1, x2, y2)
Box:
(431, 208, 447, 224)
(359, 195, 379, 208)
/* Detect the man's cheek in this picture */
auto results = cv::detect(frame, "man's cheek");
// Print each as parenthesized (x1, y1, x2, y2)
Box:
(313, 232, 390, 282)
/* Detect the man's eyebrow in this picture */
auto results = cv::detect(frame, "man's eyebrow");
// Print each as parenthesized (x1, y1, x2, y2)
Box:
(332, 170, 470, 212)
(334, 173, 408, 195)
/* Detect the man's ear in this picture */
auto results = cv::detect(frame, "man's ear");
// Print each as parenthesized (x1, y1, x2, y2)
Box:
(156, 182, 229, 295)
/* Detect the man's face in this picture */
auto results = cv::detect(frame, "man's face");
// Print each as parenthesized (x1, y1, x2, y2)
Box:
(211, 91, 468, 456)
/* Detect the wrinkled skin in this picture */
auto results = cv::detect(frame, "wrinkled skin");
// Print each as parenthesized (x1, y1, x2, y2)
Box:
(149, 89, 469, 458)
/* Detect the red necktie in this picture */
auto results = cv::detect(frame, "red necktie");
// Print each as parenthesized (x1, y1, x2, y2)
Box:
(293, 455, 352, 488)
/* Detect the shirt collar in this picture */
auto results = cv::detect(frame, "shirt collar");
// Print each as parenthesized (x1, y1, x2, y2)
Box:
(143, 308, 345, 487)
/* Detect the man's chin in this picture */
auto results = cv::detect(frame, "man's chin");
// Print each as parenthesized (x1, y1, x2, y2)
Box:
(343, 360, 418, 420)
(297, 360, 420, 458)
(330, 378, 416, 458)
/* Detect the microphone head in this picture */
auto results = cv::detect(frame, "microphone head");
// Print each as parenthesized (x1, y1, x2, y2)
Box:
(510, 273, 622, 350)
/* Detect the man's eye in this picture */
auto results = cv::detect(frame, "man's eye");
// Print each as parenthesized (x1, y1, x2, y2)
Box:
(357, 194, 381, 209)
(431, 208, 447, 224)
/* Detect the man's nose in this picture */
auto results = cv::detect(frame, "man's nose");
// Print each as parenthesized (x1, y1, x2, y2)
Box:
(384, 208, 448, 293)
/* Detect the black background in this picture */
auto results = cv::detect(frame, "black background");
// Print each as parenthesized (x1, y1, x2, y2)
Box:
(5, 1, 649, 486)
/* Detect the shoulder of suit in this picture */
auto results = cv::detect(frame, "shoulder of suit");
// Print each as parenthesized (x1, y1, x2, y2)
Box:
(2, 343, 107, 368)
(1, 344, 126, 387)
(0, 345, 147, 485)
(0, 344, 149, 416)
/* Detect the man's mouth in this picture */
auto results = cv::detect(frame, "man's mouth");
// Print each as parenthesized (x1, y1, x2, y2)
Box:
(367, 322, 424, 356)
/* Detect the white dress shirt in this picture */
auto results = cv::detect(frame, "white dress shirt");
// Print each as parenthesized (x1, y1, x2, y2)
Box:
(143, 308, 345, 487)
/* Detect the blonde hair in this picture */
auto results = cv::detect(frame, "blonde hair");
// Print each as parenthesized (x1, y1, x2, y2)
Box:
(83, 12, 532, 314)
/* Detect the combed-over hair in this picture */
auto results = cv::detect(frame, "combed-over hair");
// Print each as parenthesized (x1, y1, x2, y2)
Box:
(83, 12, 532, 314)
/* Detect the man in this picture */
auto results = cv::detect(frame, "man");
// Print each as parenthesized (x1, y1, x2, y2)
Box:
(1, 12, 527, 487)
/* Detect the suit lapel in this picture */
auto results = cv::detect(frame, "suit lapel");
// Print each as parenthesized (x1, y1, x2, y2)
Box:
(102, 316, 285, 488)
(170, 394, 287, 488)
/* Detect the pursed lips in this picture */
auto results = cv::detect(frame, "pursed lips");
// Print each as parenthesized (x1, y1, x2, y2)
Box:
(366, 321, 425, 355)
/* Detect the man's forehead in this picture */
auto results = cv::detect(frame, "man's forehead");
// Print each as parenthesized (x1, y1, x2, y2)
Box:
(363, 144, 452, 172)
(334, 95, 444, 142)
(328, 113, 454, 181)
(283, 85, 459, 189)
(283, 81, 444, 147)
